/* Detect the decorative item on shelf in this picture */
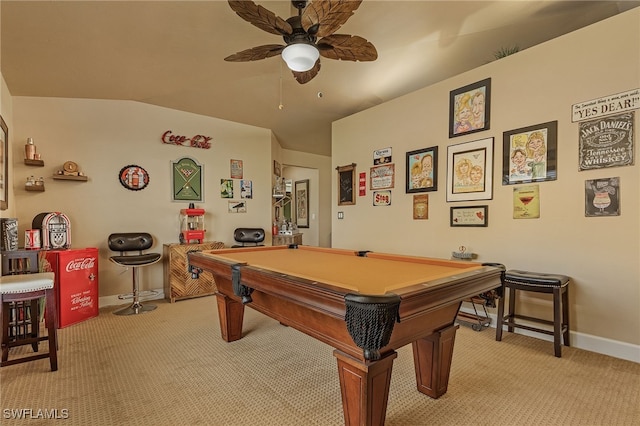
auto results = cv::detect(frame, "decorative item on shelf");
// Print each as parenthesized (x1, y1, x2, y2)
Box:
(54, 161, 88, 181)
(451, 246, 476, 260)
(272, 176, 285, 199)
(179, 204, 206, 244)
(24, 155, 44, 167)
(24, 137, 36, 160)
(0, 218, 19, 251)
(278, 220, 294, 236)
(32, 212, 71, 249)
(24, 229, 41, 250)
(25, 175, 45, 191)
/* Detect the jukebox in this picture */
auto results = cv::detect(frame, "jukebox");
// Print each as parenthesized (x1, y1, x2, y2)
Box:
(32, 212, 72, 250)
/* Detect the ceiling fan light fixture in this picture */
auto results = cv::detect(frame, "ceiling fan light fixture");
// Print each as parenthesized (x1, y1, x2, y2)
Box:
(282, 43, 319, 72)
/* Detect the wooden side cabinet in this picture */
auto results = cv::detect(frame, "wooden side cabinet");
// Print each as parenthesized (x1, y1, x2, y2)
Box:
(272, 233, 303, 246)
(163, 242, 224, 303)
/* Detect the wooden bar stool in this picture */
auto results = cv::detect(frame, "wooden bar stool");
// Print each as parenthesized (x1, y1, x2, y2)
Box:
(0, 272, 58, 371)
(496, 270, 570, 357)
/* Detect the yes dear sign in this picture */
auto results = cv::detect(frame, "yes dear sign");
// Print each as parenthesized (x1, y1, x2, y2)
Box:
(572, 88, 639, 122)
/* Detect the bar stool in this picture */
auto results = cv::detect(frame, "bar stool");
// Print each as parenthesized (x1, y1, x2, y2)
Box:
(108, 233, 161, 315)
(0, 272, 58, 371)
(496, 270, 570, 357)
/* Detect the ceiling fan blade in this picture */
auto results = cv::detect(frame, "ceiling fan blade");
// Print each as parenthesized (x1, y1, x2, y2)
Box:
(317, 34, 377, 61)
(228, 0, 293, 36)
(292, 60, 321, 84)
(301, 0, 362, 38)
(224, 44, 286, 62)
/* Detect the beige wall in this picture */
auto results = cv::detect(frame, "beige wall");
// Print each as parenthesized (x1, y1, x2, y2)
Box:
(8, 97, 274, 299)
(333, 10, 640, 359)
(1, 74, 15, 222)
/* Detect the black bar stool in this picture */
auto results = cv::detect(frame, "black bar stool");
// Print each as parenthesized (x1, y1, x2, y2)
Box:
(108, 233, 161, 316)
(496, 270, 570, 357)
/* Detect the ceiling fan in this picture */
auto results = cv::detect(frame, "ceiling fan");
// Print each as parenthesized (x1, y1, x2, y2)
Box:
(224, 0, 378, 84)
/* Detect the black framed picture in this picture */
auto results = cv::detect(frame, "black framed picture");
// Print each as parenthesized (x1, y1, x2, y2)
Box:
(450, 205, 488, 227)
(502, 121, 558, 185)
(449, 78, 491, 138)
(406, 147, 438, 193)
(446, 137, 494, 202)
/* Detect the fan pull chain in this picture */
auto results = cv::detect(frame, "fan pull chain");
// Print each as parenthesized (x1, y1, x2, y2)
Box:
(278, 62, 284, 110)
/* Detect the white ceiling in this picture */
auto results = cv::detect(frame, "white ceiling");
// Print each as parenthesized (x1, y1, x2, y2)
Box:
(2, 1, 638, 156)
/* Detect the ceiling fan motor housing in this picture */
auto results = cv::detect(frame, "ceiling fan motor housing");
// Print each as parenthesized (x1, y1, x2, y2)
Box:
(284, 16, 317, 45)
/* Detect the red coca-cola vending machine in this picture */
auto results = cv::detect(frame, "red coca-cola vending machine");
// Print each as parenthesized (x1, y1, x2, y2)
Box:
(44, 248, 99, 328)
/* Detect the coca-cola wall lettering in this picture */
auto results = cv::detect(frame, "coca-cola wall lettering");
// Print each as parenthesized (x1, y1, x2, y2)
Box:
(161, 130, 212, 149)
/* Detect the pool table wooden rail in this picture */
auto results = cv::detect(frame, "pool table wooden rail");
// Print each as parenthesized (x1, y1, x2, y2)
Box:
(188, 247, 502, 426)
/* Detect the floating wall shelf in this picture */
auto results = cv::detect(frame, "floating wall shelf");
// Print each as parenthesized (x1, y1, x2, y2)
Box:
(24, 159, 44, 167)
(53, 175, 88, 182)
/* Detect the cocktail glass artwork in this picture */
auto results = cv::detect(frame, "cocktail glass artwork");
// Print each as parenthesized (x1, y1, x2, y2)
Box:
(592, 191, 611, 213)
(519, 194, 535, 216)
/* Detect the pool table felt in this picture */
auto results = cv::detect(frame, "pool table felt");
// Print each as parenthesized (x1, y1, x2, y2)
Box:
(198, 246, 483, 295)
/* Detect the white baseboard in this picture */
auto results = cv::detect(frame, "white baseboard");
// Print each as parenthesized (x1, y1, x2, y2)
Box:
(458, 306, 639, 363)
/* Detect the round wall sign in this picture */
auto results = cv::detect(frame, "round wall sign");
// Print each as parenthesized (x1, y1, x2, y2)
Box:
(118, 165, 150, 191)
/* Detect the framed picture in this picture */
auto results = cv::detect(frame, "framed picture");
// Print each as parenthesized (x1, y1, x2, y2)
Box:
(240, 180, 252, 199)
(373, 147, 392, 165)
(413, 194, 429, 220)
(0, 114, 7, 210)
(171, 157, 203, 202)
(369, 164, 395, 190)
(579, 112, 634, 171)
(220, 179, 233, 198)
(585, 177, 620, 217)
(450, 205, 488, 227)
(502, 121, 558, 185)
(228, 200, 247, 213)
(230, 159, 243, 179)
(406, 147, 438, 193)
(513, 185, 540, 219)
(337, 163, 356, 206)
(273, 160, 281, 177)
(449, 78, 491, 138)
(446, 137, 494, 202)
(295, 179, 309, 228)
(372, 190, 391, 206)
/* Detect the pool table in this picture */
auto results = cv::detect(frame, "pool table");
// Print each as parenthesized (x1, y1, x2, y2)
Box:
(188, 245, 502, 426)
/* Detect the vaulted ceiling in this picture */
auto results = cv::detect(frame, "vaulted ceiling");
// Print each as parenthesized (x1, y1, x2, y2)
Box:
(2, 1, 638, 156)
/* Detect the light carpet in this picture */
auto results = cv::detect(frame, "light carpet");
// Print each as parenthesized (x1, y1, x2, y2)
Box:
(1, 296, 639, 425)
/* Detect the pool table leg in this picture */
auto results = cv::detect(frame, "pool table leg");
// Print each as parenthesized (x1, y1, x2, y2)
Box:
(411, 323, 459, 398)
(334, 349, 397, 426)
(215, 292, 245, 342)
